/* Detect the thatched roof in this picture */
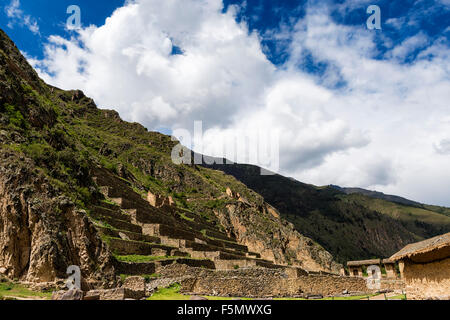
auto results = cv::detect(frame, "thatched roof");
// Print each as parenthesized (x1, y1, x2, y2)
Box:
(382, 258, 396, 264)
(390, 232, 450, 263)
(347, 259, 380, 267)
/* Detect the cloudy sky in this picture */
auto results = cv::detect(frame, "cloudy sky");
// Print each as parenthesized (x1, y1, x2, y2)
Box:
(1, 0, 449, 206)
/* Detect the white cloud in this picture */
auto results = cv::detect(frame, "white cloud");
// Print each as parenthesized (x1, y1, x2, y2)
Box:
(280, 8, 450, 204)
(4, 0, 40, 35)
(435, 139, 450, 155)
(385, 17, 405, 30)
(31, 0, 450, 206)
(385, 32, 430, 61)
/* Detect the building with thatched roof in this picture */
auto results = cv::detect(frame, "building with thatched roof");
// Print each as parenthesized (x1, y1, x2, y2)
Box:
(390, 232, 450, 300)
(382, 258, 398, 279)
(347, 259, 381, 277)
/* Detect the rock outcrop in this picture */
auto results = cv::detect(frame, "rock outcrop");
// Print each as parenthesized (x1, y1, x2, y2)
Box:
(215, 195, 340, 272)
(0, 151, 116, 285)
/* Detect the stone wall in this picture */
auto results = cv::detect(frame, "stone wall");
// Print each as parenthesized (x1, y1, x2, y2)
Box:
(147, 192, 174, 210)
(295, 275, 368, 297)
(349, 266, 362, 277)
(385, 264, 398, 279)
(380, 279, 405, 292)
(181, 274, 368, 298)
(402, 258, 450, 300)
(171, 265, 369, 298)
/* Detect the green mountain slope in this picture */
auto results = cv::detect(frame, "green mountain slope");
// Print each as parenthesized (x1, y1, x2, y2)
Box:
(330, 185, 422, 207)
(202, 163, 450, 263)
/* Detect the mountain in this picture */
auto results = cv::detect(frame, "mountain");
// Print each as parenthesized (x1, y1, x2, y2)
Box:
(202, 163, 450, 263)
(329, 185, 422, 207)
(0, 28, 340, 285)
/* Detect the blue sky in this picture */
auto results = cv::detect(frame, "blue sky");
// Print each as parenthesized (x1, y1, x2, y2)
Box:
(3, 0, 449, 65)
(1, 0, 450, 205)
(0, 0, 125, 58)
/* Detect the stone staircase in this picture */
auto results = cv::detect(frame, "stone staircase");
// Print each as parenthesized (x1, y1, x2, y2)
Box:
(89, 167, 285, 278)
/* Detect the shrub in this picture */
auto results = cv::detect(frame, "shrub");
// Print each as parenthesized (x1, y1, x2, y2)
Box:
(23, 143, 55, 166)
(100, 158, 118, 174)
(76, 186, 92, 205)
(48, 126, 70, 150)
(5, 104, 27, 128)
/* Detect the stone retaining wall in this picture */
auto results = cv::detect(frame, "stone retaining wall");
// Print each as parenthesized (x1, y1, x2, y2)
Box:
(158, 265, 369, 298)
(380, 279, 405, 292)
(296, 275, 368, 296)
(180, 274, 368, 298)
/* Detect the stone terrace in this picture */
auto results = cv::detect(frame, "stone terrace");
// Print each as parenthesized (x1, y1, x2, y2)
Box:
(89, 167, 289, 277)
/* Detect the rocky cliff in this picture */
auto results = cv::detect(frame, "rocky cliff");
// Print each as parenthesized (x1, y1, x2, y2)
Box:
(0, 150, 115, 284)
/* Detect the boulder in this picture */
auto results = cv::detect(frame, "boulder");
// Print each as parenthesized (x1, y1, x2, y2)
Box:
(122, 276, 146, 299)
(307, 294, 323, 300)
(83, 292, 100, 301)
(119, 232, 131, 241)
(52, 289, 84, 300)
(85, 287, 143, 300)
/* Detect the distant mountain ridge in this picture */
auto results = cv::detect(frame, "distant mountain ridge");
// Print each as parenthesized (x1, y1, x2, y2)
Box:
(202, 163, 450, 263)
(329, 185, 422, 207)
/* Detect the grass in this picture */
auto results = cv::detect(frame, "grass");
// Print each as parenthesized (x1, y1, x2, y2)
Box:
(273, 297, 307, 300)
(120, 274, 160, 282)
(146, 287, 400, 301)
(179, 212, 195, 222)
(205, 296, 253, 300)
(275, 294, 378, 301)
(321, 294, 377, 300)
(347, 194, 450, 228)
(147, 283, 191, 300)
(101, 198, 120, 207)
(387, 294, 407, 300)
(0, 281, 52, 300)
(147, 283, 254, 301)
(115, 255, 180, 263)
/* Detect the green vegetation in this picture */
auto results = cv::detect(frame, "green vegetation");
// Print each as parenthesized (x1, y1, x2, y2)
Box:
(179, 212, 194, 222)
(5, 104, 27, 128)
(322, 294, 377, 300)
(204, 296, 253, 300)
(173, 192, 188, 208)
(387, 294, 407, 300)
(120, 274, 160, 282)
(274, 294, 378, 301)
(101, 198, 119, 206)
(147, 283, 190, 300)
(114, 255, 180, 263)
(423, 205, 450, 217)
(204, 163, 450, 262)
(205, 199, 227, 210)
(147, 283, 254, 301)
(346, 194, 450, 234)
(0, 280, 51, 300)
(273, 297, 306, 300)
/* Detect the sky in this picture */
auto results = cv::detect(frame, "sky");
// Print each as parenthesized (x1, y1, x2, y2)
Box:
(1, 0, 449, 206)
